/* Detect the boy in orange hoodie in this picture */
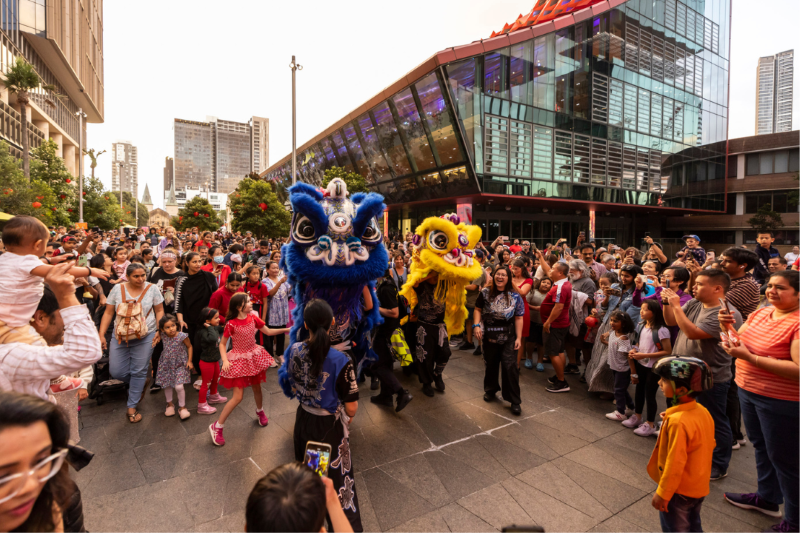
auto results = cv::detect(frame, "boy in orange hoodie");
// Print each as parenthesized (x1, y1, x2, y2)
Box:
(648, 356, 716, 533)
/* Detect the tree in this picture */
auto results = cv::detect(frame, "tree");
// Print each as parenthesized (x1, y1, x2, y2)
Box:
(77, 176, 125, 230)
(3, 58, 55, 180)
(321, 166, 368, 194)
(83, 148, 106, 180)
(0, 141, 56, 225)
(175, 196, 221, 231)
(747, 203, 784, 234)
(30, 140, 77, 227)
(229, 177, 290, 239)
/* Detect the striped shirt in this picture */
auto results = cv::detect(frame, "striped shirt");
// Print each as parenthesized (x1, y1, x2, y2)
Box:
(726, 274, 760, 321)
(0, 305, 102, 402)
(736, 307, 799, 402)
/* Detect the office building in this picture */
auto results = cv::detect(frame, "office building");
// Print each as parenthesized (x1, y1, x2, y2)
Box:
(163, 156, 174, 191)
(111, 141, 138, 196)
(265, 0, 732, 245)
(667, 130, 799, 251)
(0, 0, 105, 175)
(756, 50, 794, 135)
(173, 115, 270, 195)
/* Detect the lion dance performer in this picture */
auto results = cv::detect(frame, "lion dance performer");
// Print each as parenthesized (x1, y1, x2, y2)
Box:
(400, 213, 482, 396)
(278, 178, 387, 532)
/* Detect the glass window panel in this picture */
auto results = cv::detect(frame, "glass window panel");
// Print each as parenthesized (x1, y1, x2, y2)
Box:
(609, 79, 624, 128)
(501, 220, 511, 239)
(623, 144, 637, 189)
(673, 101, 684, 142)
(445, 59, 481, 168)
(652, 36, 665, 81)
(676, 2, 686, 37)
(665, 0, 676, 30)
(574, 70, 590, 119)
(694, 12, 704, 46)
(624, 83, 638, 130)
(512, 220, 522, 239)
(371, 101, 413, 176)
(510, 120, 532, 178)
(592, 72, 609, 123)
(488, 220, 500, 240)
(591, 138, 607, 185)
(356, 113, 393, 182)
(574, 134, 591, 184)
(745, 194, 758, 213)
(662, 97, 674, 139)
(392, 88, 436, 171)
(651, 93, 663, 138)
(686, 9, 696, 42)
(637, 88, 651, 134)
(609, 9, 625, 65)
(684, 55, 695, 95)
(773, 192, 788, 213)
(555, 28, 574, 114)
(625, 23, 639, 71)
(319, 137, 338, 167)
(485, 115, 509, 175)
(555, 130, 573, 182)
(759, 152, 773, 175)
(637, 146, 650, 191)
(533, 126, 553, 181)
(510, 42, 533, 105)
(533, 35, 555, 111)
(415, 72, 465, 166)
(331, 131, 355, 172)
(608, 141, 623, 187)
(484, 49, 508, 98)
(592, 15, 607, 61)
(639, 30, 652, 77)
(523, 220, 533, 238)
(774, 150, 789, 173)
(675, 48, 686, 91)
(790, 150, 799, 172)
(343, 123, 374, 184)
(649, 150, 661, 192)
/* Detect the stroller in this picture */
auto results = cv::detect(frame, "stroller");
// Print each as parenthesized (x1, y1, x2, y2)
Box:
(88, 304, 127, 405)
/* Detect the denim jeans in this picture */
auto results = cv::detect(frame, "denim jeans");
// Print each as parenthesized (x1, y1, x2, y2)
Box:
(696, 380, 732, 473)
(109, 331, 156, 409)
(659, 494, 704, 532)
(739, 387, 799, 530)
(612, 369, 634, 414)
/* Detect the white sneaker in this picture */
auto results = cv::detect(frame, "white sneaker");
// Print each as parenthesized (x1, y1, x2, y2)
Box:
(605, 411, 628, 421)
(634, 423, 657, 437)
(622, 413, 641, 428)
(193, 379, 202, 390)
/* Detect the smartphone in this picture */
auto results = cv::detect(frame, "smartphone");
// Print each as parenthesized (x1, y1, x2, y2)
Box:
(718, 298, 741, 345)
(707, 251, 716, 261)
(303, 441, 332, 477)
(663, 279, 670, 305)
(77, 254, 88, 268)
(608, 288, 622, 297)
(92, 226, 101, 233)
(579, 231, 585, 237)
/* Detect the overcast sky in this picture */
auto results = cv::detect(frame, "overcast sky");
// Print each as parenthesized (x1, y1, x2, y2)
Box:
(87, 0, 799, 209)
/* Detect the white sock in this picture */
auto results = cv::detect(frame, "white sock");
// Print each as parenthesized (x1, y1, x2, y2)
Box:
(256, 408, 264, 414)
(175, 384, 186, 407)
(216, 421, 224, 428)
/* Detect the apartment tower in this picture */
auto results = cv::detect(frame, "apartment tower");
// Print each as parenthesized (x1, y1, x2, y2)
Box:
(756, 50, 794, 135)
(111, 141, 138, 196)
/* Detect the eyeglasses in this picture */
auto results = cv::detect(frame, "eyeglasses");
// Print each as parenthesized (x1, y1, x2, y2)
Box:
(0, 449, 67, 505)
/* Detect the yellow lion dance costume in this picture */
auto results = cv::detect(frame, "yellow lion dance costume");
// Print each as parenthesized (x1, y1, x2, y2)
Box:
(399, 213, 483, 336)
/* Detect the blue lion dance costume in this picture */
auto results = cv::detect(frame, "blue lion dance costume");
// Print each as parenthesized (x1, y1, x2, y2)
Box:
(277, 178, 388, 532)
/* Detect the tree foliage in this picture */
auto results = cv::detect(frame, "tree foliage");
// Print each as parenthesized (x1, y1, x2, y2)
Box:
(747, 203, 784, 234)
(321, 166, 368, 194)
(0, 141, 56, 225)
(76, 176, 124, 229)
(175, 196, 221, 231)
(229, 177, 290, 239)
(30, 140, 77, 227)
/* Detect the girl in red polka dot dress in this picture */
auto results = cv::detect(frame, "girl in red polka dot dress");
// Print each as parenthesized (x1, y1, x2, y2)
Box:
(209, 293, 289, 446)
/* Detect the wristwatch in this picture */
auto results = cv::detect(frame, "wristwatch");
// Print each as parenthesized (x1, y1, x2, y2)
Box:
(631, 374, 639, 379)
(472, 324, 482, 329)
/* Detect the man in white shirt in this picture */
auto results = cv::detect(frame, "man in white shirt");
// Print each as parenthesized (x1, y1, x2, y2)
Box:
(784, 246, 799, 265)
(0, 262, 102, 402)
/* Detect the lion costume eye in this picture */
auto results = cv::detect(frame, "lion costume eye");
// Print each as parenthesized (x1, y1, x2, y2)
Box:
(293, 215, 316, 244)
(362, 218, 381, 243)
(428, 230, 449, 252)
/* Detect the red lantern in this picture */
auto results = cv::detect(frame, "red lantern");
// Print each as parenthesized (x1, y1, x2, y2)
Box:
(36, 196, 44, 200)
(3, 188, 11, 195)
(82, 192, 86, 196)
(32, 201, 41, 208)
(98, 212, 102, 215)
(68, 208, 73, 212)
(204, 213, 209, 218)
(105, 196, 109, 200)
(259, 202, 268, 211)
(66, 178, 71, 184)
(60, 194, 66, 199)
(585, 316, 598, 328)
(193, 212, 199, 217)
(179, 216, 183, 221)
(51, 207, 57, 211)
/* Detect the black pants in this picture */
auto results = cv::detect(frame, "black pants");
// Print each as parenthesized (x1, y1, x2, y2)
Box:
(151, 340, 163, 383)
(294, 406, 363, 532)
(726, 363, 744, 441)
(633, 361, 659, 422)
(187, 322, 202, 371)
(264, 324, 286, 358)
(612, 369, 634, 414)
(483, 335, 521, 405)
(414, 322, 451, 385)
(402, 322, 419, 377)
(372, 332, 403, 398)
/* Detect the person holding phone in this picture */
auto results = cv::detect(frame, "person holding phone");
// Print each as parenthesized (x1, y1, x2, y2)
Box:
(280, 299, 362, 532)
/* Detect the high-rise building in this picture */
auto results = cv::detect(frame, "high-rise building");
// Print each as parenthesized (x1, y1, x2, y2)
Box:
(0, 1, 105, 176)
(111, 141, 138, 196)
(163, 156, 174, 192)
(250, 116, 269, 174)
(173, 115, 269, 194)
(756, 50, 794, 135)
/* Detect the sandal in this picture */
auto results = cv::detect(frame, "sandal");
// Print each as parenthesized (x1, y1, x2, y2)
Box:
(165, 404, 175, 417)
(178, 407, 191, 420)
(127, 410, 143, 423)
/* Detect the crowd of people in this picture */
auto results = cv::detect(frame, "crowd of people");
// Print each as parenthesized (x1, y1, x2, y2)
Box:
(0, 217, 796, 533)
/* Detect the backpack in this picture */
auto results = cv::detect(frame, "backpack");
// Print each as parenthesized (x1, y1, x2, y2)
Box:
(630, 323, 663, 352)
(114, 284, 152, 344)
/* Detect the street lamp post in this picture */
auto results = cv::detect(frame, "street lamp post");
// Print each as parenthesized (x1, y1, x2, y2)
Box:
(289, 56, 302, 186)
(116, 161, 125, 233)
(76, 109, 87, 223)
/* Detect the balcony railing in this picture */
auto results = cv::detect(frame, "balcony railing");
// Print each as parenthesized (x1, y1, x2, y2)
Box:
(0, 99, 46, 157)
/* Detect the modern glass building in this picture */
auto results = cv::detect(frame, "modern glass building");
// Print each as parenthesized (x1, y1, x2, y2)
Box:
(264, 0, 732, 246)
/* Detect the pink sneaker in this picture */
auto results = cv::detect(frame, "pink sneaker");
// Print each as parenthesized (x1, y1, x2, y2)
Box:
(634, 422, 658, 437)
(50, 376, 83, 394)
(197, 402, 217, 415)
(207, 393, 228, 404)
(256, 410, 269, 427)
(209, 422, 225, 446)
(622, 413, 641, 428)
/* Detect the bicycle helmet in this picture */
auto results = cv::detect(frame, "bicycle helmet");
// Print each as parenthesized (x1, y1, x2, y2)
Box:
(653, 356, 714, 406)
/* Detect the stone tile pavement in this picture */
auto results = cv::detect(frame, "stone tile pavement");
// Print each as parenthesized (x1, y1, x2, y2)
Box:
(73, 348, 776, 532)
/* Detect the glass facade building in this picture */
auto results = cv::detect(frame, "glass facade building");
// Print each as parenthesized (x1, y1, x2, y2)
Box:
(265, 0, 731, 243)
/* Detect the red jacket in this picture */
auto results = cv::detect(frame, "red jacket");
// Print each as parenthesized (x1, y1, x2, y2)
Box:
(202, 263, 232, 288)
(208, 286, 243, 323)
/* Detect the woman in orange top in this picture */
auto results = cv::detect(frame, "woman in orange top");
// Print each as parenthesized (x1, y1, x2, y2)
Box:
(718, 270, 799, 532)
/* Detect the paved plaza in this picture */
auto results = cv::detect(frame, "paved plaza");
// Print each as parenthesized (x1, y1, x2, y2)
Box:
(73, 348, 774, 532)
